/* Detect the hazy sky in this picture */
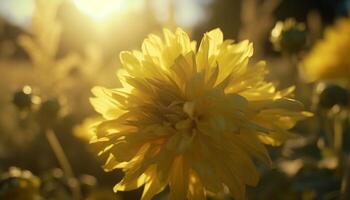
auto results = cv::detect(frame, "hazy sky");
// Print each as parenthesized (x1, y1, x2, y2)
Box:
(0, 0, 210, 28)
(0, 0, 34, 28)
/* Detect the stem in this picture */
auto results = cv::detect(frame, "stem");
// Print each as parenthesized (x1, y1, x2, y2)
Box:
(340, 155, 350, 200)
(333, 114, 344, 155)
(167, 0, 176, 28)
(340, 111, 350, 200)
(45, 129, 81, 200)
(322, 111, 334, 148)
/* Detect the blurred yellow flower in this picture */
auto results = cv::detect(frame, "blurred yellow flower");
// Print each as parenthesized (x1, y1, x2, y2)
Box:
(90, 28, 310, 200)
(303, 18, 350, 82)
(74, 117, 102, 142)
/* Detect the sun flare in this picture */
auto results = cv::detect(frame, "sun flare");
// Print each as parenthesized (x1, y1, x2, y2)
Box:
(73, 0, 130, 21)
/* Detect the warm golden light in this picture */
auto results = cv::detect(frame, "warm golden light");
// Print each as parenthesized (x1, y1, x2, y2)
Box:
(73, 0, 129, 21)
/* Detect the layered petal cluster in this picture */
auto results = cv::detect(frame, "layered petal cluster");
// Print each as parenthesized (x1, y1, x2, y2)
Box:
(303, 18, 350, 82)
(90, 28, 310, 200)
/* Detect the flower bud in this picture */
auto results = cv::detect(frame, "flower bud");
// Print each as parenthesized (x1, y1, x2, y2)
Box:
(270, 18, 307, 54)
(37, 98, 61, 128)
(12, 86, 33, 110)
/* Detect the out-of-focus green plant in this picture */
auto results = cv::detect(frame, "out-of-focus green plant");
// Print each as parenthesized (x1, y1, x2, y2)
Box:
(17, 0, 80, 95)
(10, 85, 83, 199)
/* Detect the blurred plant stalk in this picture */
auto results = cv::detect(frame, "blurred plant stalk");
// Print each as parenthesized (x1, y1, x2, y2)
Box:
(12, 0, 84, 198)
(341, 155, 350, 200)
(315, 84, 350, 199)
(11, 84, 83, 199)
(338, 111, 350, 200)
(45, 129, 81, 200)
(239, 0, 281, 59)
(17, 0, 80, 95)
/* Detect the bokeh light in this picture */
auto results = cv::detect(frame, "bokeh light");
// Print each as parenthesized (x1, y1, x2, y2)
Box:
(72, 0, 141, 21)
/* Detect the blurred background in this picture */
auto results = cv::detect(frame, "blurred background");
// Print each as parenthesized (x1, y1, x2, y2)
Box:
(1, 0, 350, 199)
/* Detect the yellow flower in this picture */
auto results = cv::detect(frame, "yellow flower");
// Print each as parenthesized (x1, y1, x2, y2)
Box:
(90, 28, 310, 200)
(303, 18, 350, 82)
